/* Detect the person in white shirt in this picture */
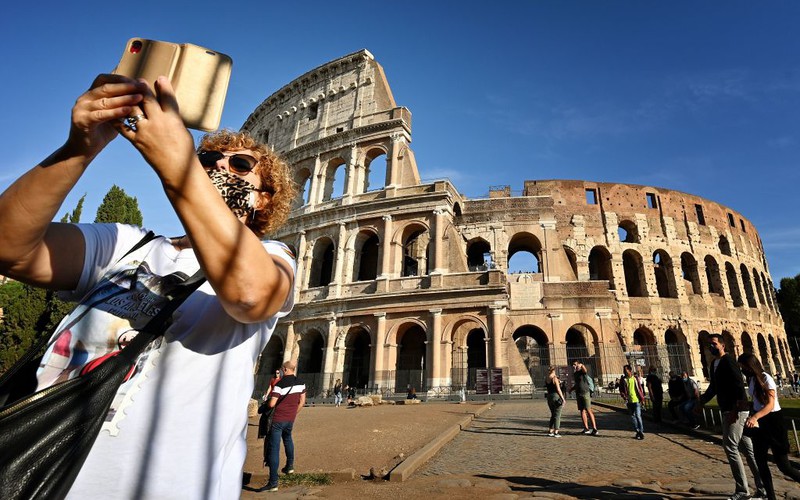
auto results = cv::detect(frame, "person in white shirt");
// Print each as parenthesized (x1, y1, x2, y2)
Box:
(738, 353, 800, 500)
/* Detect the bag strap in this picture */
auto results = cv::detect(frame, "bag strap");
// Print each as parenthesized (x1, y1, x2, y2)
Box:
(0, 231, 158, 392)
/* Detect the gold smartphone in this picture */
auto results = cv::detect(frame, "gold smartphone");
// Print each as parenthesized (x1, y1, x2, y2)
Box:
(113, 38, 233, 131)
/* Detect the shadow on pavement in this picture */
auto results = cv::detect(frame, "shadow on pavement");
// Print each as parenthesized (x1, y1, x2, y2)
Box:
(476, 474, 698, 499)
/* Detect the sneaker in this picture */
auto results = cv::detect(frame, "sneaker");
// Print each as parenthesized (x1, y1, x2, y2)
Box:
(581, 428, 591, 434)
(548, 432, 555, 437)
(281, 466, 294, 474)
(590, 429, 598, 436)
(553, 433, 562, 438)
(727, 492, 750, 500)
(636, 432, 644, 440)
(256, 484, 278, 492)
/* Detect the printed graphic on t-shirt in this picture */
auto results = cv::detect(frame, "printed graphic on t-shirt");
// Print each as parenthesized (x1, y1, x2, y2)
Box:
(36, 260, 192, 435)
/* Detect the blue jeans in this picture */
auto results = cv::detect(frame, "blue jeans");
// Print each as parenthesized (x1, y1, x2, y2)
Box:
(627, 402, 643, 433)
(679, 399, 697, 425)
(266, 420, 295, 487)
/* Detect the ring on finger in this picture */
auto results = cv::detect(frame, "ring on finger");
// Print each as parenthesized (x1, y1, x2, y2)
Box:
(124, 113, 146, 131)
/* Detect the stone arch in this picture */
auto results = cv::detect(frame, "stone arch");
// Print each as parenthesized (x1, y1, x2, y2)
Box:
(757, 333, 770, 372)
(322, 157, 347, 201)
(351, 229, 380, 282)
(740, 265, 757, 308)
(309, 237, 335, 287)
(680, 252, 702, 295)
(741, 332, 754, 355)
(768, 335, 782, 376)
(588, 245, 614, 289)
(704, 255, 724, 295)
(298, 329, 325, 394)
(512, 325, 550, 385)
(566, 324, 600, 380)
(399, 222, 430, 277)
(507, 232, 542, 273)
(721, 330, 737, 357)
(633, 327, 661, 373)
(761, 272, 775, 310)
(665, 328, 692, 375)
(753, 267, 766, 305)
(779, 340, 791, 378)
(653, 249, 678, 298)
(363, 147, 388, 193)
(342, 326, 372, 390)
(622, 249, 647, 297)
(254, 334, 285, 396)
(618, 220, 639, 243)
(725, 262, 744, 307)
(563, 245, 579, 280)
(719, 235, 732, 256)
(395, 322, 428, 392)
(466, 237, 492, 271)
(295, 166, 313, 207)
(698, 330, 712, 379)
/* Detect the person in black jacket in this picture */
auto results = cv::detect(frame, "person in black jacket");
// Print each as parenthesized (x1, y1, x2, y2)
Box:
(696, 334, 765, 500)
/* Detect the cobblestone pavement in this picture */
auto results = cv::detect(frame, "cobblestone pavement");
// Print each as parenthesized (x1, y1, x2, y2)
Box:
(245, 400, 800, 499)
(410, 400, 800, 499)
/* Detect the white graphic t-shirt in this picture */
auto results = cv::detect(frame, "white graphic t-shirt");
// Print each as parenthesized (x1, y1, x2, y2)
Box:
(36, 223, 295, 499)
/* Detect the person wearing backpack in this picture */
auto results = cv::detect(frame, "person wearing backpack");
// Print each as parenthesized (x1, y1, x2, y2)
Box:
(569, 360, 599, 435)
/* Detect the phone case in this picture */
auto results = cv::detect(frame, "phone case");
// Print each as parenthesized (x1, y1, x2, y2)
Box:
(114, 39, 232, 131)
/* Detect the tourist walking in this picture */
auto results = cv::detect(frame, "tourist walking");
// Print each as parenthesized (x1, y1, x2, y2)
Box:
(619, 364, 645, 440)
(333, 379, 343, 407)
(260, 361, 307, 493)
(738, 353, 800, 500)
(544, 366, 565, 437)
(569, 360, 598, 435)
(696, 334, 764, 500)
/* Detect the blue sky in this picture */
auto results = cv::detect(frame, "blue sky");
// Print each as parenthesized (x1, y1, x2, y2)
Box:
(2, 2, 798, 283)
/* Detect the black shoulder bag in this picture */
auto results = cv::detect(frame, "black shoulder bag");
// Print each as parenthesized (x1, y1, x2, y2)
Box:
(0, 233, 206, 500)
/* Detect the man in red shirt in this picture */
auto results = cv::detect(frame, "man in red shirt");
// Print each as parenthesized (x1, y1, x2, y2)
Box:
(259, 361, 306, 492)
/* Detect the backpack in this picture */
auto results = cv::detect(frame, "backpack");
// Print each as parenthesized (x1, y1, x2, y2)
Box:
(584, 373, 596, 395)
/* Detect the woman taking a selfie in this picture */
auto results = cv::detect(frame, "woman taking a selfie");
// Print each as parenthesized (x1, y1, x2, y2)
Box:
(544, 366, 565, 437)
(0, 73, 297, 498)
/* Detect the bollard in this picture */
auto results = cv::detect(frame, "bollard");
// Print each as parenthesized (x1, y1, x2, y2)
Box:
(792, 419, 800, 457)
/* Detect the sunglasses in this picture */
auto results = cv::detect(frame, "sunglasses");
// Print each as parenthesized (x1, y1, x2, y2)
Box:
(198, 150, 258, 175)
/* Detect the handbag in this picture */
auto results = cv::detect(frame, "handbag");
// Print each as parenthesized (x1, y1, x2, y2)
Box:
(0, 233, 205, 500)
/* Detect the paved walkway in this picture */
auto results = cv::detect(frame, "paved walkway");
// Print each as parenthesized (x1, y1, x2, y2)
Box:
(412, 400, 800, 499)
(244, 399, 800, 499)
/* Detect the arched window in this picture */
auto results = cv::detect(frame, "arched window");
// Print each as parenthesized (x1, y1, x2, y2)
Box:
(752, 268, 766, 305)
(513, 326, 550, 385)
(343, 328, 372, 389)
(633, 327, 661, 372)
(363, 149, 387, 193)
(588, 246, 614, 289)
(680, 252, 702, 295)
(298, 330, 325, 395)
(466, 329, 488, 389)
(507, 232, 542, 273)
(309, 238, 335, 287)
(704, 256, 723, 295)
(741, 332, 754, 355)
(353, 232, 380, 282)
(664, 329, 691, 375)
(322, 158, 347, 201)
(718, 235, 732, 256)
(653, 250, 677, 298)
(395, 324, 427, 392)
(296, 167, 313, 207)
(740, 265, 757, 308)
(563, 246, 578, 280)
(467, 238, 492, 271)
(618, 220, 639, 243)
(622, 249, 647, 297)
(725, 262, 744, 307)
(401, 225, 430, 277)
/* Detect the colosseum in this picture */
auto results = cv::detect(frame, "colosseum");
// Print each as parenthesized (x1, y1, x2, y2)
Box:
(242, 49, 789, 397)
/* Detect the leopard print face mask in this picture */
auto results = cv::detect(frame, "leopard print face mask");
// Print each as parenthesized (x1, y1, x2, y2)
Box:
(205, 168, 258, 218)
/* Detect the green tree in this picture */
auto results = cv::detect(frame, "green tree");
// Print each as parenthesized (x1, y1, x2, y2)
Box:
(59, 193, 86, 223)
(777, 274, 800, 338)
(0, 281, 73, 373)
(94, 185, 143, 225)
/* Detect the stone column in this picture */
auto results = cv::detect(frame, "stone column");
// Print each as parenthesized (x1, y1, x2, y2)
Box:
(540, 220, 556, 281)
(387, 133, 404, 188)
(343, 143, 359, 200)
(309, 154, 323, 205)
(294, 231, 307, 302)
(283, 321, 296, 363)
(429, 309, 442, 387)
(431, 208, 447, 275)
(490, 305, 507, 369)
(332, 221, 348, 297)
(379, 215, 393, 278)
(372, 312, 387, 390)
(322, 315, 338, 392)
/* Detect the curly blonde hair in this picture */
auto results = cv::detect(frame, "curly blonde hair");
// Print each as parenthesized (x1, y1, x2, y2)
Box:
(199, 129, 297, 237)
